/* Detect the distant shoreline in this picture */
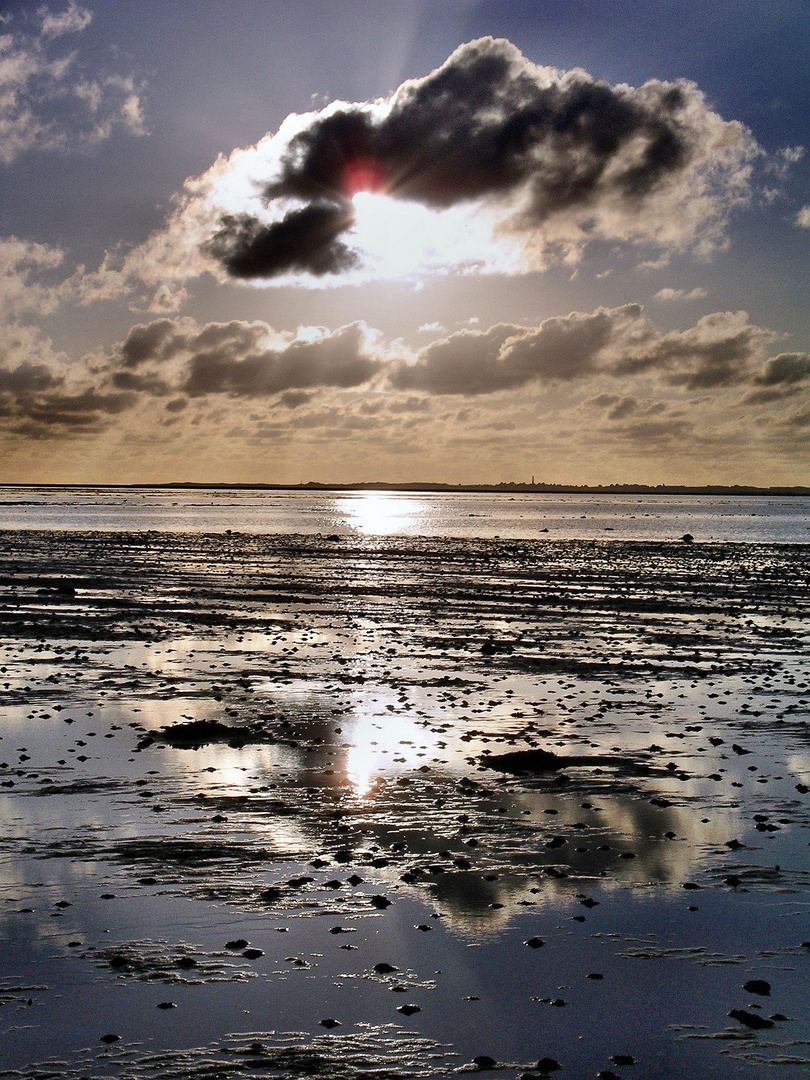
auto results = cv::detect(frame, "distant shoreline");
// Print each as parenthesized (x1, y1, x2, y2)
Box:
(2, 482, 809, 496)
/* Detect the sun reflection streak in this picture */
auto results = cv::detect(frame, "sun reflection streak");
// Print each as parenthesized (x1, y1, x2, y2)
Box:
(338, 491, 426, 536)
(345, 715, 379, 799)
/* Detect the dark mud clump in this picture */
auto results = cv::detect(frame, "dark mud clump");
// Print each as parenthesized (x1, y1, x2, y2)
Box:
(154, 718, 276, 748)
(483, 747, 647, 775)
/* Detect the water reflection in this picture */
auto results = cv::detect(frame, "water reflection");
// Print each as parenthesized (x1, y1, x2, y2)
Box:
(344, 705, 445, 799)
(3, 616, 804, 940)
(3, 523, 809, 1080)
(337, 492, 427, 536)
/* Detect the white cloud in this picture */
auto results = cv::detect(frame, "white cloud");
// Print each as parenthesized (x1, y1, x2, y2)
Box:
(764, 144, 805, 179)
(0, 237, 70, 319)
(0, 6, 147, 164)
(0, 234, 134, 319)
(39, 2, 92, 40)
(796, 205, 810, 228)
(654, 287, 708, 301)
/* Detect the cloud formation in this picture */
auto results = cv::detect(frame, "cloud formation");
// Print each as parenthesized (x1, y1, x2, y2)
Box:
(85, 309, 810, 409)
(392, 306, 778, 395)
(655, 287, 708, 302)
(125, 37, 760, 298)
(205, 205, 358, 279)
(0, 317, 136, 435)
(39, 1, 92, 39)
(270, 41, 708, 211)
(107, 317, 383, 399)
(2, 306, 806, 454)
(0, 3, 147, 164)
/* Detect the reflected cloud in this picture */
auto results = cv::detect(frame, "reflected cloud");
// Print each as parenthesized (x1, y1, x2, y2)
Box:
(1, 529, 806, 951)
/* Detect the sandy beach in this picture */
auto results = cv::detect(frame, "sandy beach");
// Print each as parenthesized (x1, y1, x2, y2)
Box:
(0, 529, 808, 1078)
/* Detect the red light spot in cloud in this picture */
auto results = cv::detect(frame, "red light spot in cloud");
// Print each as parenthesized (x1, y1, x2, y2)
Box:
(343, 158, 388, 197)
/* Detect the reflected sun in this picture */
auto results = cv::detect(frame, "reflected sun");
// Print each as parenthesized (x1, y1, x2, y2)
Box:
(340, 492, 425, 535)
(344, 706, 442, 800)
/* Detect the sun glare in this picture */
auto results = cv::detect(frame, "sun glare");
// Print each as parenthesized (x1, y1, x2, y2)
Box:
(344, 703, 443, 801)
(339, 491, 425, 535)
(349, 191, 500, 279)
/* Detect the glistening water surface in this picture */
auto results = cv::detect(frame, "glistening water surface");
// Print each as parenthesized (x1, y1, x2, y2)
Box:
(0, 530, 808, 1078)
(0, 487, 809, 542)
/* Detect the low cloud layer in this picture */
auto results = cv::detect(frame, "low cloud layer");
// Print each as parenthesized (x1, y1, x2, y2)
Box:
(392, 306, 779, 394)
(98, 306, 798, 406)
(1, 306, 806, 455)
(107, 318, 383, 400)
(0, 319, 134, 435)
(126, 37, 762, 298)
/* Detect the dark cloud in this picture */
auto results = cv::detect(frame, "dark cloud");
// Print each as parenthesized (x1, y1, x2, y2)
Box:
(108, 318, 381, 399)
(4, 308, 800, 451)
(277, 391, 315, 409)
(111, 369, 171, 394)
(391, 306, 640, 395)
(743, 353, 810, 404)
(183, 331, 377, 397)
(606, 396, 642, 421)
(623, 417, 694, 442)
(0, 353, 114, 437)
(392, 323, 523, 395)
(199, 38, 755, 282)
(499, 309, 624, 382)
(753, 352, 810, 386)
(270, 40, 697, 215)
(611, 311, 772, 389)
(0, 361, 59, 395)
(0, 381, 135, 438)
(204, 206, 357, 280)
(389, 306, 786, 398)
(24, 389, 134, 425)
(119, 319, 181, 367)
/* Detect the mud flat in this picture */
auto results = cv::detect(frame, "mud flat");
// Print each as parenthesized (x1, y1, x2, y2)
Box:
(0, 530, 808, 1078)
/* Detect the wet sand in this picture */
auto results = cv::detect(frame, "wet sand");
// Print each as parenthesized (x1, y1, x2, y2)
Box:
(0, 531, 808, 1078)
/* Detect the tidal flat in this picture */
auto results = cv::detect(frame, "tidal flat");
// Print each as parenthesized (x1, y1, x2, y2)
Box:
(0, 530, 808, 1078)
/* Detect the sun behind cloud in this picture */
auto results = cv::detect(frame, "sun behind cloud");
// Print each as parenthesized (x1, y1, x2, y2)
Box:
(348, 190, 504, 280)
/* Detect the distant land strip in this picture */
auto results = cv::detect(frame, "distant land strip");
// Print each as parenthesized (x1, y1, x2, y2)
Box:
(4, 483, 810, 496)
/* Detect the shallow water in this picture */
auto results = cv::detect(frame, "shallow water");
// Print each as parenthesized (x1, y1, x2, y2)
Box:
(0, 531, 808, 1077)
(1, 487, 809, 542)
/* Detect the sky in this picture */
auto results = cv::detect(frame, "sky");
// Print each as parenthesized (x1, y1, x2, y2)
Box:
(1, 0, 808, 486)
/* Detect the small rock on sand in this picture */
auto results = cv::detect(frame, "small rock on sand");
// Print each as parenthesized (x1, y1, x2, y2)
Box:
(729, 1009, 774, 1030)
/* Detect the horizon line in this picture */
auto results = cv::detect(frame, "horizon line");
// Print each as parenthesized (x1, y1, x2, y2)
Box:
(1, 481, 809, 496)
